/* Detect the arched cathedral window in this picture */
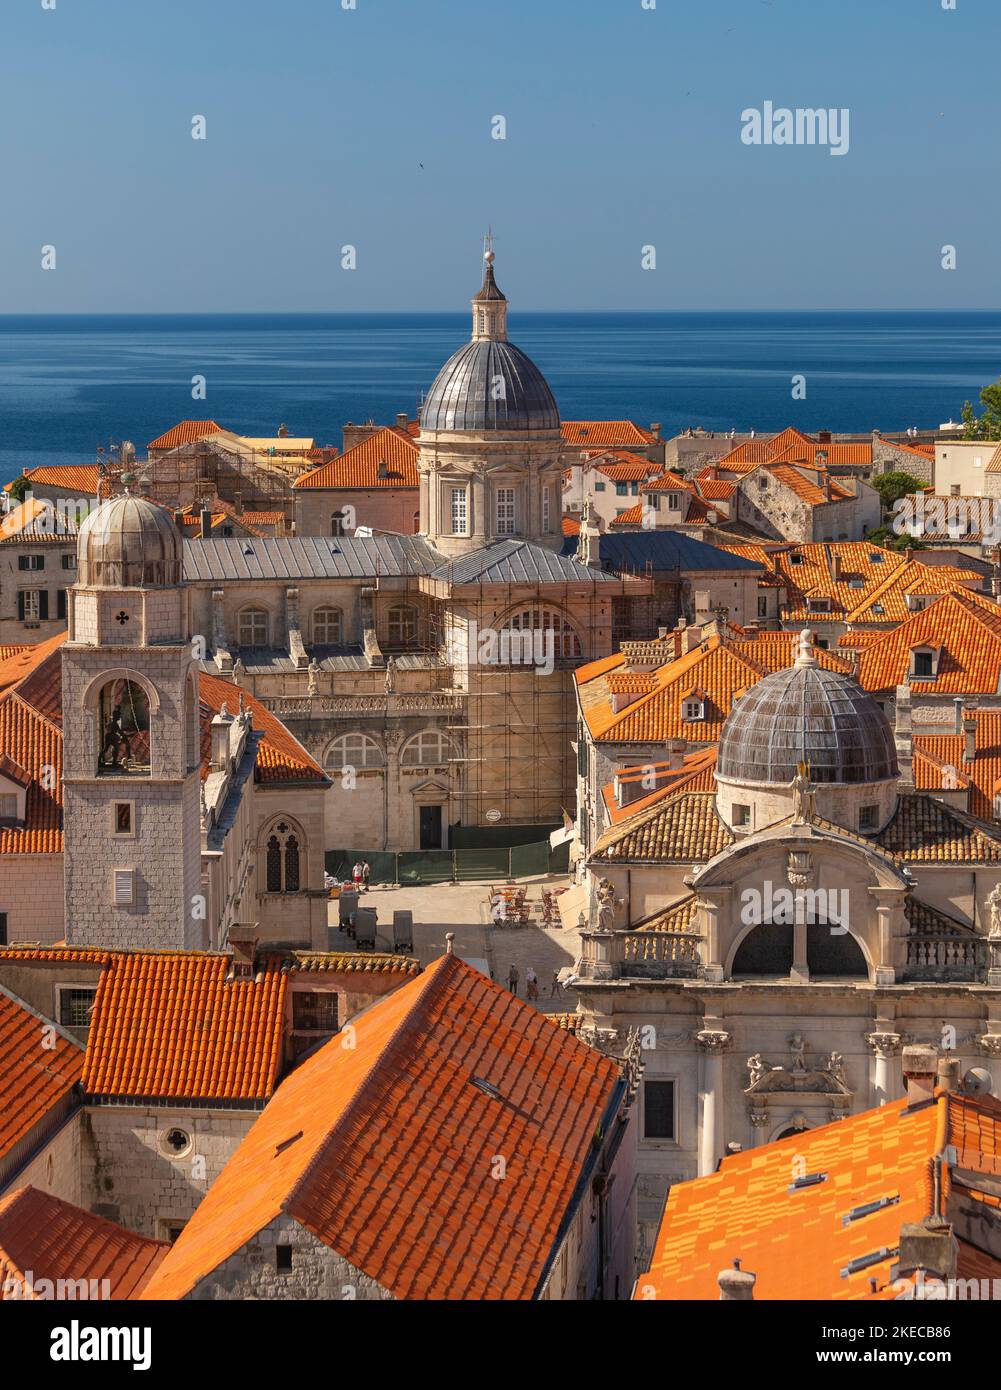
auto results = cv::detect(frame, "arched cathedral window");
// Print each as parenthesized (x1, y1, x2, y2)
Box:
(265, 822, 303, 894)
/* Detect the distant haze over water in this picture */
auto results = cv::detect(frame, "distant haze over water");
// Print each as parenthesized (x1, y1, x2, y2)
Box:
(1, 311, 999, 480)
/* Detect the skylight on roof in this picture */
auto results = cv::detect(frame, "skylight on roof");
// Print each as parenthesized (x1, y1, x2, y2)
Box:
(842, 1194, 899, 1226)
(840, 1247, 898, 1278)
(470, 1076, 503, 1101)
(787, 1171, 828, 1193)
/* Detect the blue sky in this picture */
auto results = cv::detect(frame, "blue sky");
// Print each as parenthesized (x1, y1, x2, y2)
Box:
(0, 0, 997, 312)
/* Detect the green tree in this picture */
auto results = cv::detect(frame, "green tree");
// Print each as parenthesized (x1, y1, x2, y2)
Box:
(962, 375, 1001, 440)
(6, 475, 29, 505)
(871, 471, 926, 514)
(865, 524, 927, 553)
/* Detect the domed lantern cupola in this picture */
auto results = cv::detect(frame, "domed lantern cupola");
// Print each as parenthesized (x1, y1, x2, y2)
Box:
(714, 629, 899, 837)
(70, 492, 189, 648)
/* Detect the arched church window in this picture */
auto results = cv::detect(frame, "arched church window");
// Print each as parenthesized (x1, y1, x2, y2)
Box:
(97, 678, 151, 776)
(324, 734, 385, 770)
(266, 836, 282, 892)
(312, 606, 343, 646)
(401, 730, 450, 767)
(500, 606, 582, 660)
(264, 822, 303, 894)
(238, 607, 269, 648)
(387, 605, 418, 648)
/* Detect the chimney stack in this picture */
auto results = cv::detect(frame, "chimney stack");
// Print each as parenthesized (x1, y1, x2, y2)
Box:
(718, 1259, 755, 1301)
(227, 926, 259, 979)
(937, 1056, 961, 1093)
(954, 698, 964, 737)
(211, 708, 233, 773)
(200, 506, 213, 539)
(963, 714, 977, 764)
(830, 552, 841, 582)
(895, 1217, 958, 1286)
(901, 1045, 938, 1105)
(396, 412, 410, 432)
(895, 684, 914, 789)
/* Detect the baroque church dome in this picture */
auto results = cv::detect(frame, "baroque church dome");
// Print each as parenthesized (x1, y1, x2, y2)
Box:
(420, 251, 560, 433)
(717, 632, 898, 786)
(78, 494, 183, 588)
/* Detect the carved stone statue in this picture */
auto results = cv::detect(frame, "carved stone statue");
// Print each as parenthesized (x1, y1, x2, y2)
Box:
(746, 1053, 767, 1088)
(988, 883, 1001, 937)
(791, 761, 816, 826)
(384, 656, 397, 695)
(594, 876, 621, 931)
(232, 657, 245, 686)
(789, 1032, 808, 1075)
(825, 1051, 846, 1086)
(307, 658, 320, 698)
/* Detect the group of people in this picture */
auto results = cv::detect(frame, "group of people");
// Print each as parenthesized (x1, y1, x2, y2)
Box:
(351, 861, 371, 892)
(506, 964, 563, 1000)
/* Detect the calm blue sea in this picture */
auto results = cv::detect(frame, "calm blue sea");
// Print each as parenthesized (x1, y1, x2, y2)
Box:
(1, 312, 999, 481)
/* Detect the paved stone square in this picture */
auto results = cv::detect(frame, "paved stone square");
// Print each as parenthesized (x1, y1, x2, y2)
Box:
(326, 874, 582, 1014)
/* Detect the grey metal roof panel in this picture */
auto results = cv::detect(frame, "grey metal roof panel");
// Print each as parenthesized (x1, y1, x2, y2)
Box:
(431, 541, 618, 585)
(183, 535, 447, 583)
(559, 531, 763, 574)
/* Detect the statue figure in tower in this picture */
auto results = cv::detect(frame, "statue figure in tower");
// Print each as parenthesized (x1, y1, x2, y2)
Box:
(746, 1053, 767, 1088)
(307, 658, 320, 699)
(384, 656, 397, 695)
(101, 704, 128, 770)
(595, 876, 621, 931)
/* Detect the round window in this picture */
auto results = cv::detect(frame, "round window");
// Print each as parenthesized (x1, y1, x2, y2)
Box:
(158, 1127, 193, 1159)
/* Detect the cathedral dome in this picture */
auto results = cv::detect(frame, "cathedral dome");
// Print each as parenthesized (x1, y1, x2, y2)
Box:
(420, 249, 560, 433)
(78, 495, 183, 588)
(421, 338, 560, 432)
(717, 634, 898, 786)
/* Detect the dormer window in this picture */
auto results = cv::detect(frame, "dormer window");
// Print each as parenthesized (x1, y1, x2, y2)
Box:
(0, 794, 16, 820)
(682, 698, 705, 722)
(808, 597, 831, 613)
(910, 647, 936, 679)
(789, 553, 803, 566)
(666, 492, 681, 511)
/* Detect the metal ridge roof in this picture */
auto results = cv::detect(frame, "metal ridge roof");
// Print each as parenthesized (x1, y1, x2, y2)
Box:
(183, 534, 447, 582)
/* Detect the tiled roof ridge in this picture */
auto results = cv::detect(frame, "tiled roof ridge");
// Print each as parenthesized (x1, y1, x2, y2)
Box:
(3, 688, 63, 741)
(281, 954, 458, 1218)
(883, 787, 1001, 854)
(593, 787, 721, 857)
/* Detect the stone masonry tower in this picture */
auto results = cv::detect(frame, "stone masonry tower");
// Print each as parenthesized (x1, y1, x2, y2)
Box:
(62, 494, 204, 948)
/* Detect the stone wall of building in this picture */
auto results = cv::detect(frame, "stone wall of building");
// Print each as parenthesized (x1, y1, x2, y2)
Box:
(0, 853, 67, 945)
(294, 488, 419, 538)
(185, 1213, 395, 1300)
(82, 1106, 258, 1240)
(4, 1109, 85, 1207)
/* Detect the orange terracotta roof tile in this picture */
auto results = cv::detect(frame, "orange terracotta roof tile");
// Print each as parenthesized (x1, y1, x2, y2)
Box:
(855, 591, 1001, 694)
(601, 748, 718, 824)
(142, 952, 622, 1301)
(915, 710, 1001, 820)
(0, 1187, 168, 1299)
(147, 420, 224, 451)
(561, 420, 654, 447)
(292, 427, 418, 490)
(3, 464, 102, 494)
(82, 952, 287, 1102)
(562, 515, 581, 537)
(0, 985, 83, 1161)
(592, 789, 734, 863)
(286, 951, 420, 976)
(609, 502, 645, 527)
(695, 477, 737, 501)
(637, 1090, 1001, 1300)
(199, 673, 328, 786)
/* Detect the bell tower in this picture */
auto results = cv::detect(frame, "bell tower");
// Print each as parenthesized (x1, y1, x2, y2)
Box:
(61, 494, 204, 949)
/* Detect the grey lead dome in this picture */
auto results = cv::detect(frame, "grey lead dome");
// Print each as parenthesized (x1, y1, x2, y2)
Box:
(78, 495, 183, 588)
(420, 338, 560, 433)
(716, 661, 898, 786)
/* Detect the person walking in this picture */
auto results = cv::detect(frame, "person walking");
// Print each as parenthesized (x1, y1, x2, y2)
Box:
(507, 963, 519, 995)
(352, 861, 363, 892)
(361, 861, 371, 892)
(550, 969, 562, 998)
(526, 966, 538, 1001)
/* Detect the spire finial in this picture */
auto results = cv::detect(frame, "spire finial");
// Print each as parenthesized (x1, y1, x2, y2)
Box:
(483, 226, 496, 264)
(795, 627, 817, 668)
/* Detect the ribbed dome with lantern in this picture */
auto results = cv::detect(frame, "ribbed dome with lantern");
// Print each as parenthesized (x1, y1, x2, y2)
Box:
(77, 493, 183, 588)
(714, 631, 899, 835)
